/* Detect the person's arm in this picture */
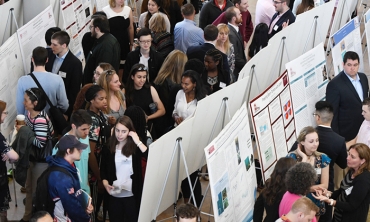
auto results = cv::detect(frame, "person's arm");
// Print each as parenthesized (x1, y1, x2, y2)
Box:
(253, 193, 265, 222)
(199, 3, 209, 29)
(212, 12, 226, 26)
(311, 165, 329, 192)
(326, 81, 340, 133)
(129, 131, 148, 153)
(346, 136, 357, 149)
(336, 140, 349, 169)
(148, 86, 166, 120)
(16, 80, 26, 115)
(128, 9, 135, 51)
(88, 116, 103, 190)
(31, 115, 51, 148)
(66, 59, 83, 116)
(229, 33, 246, 72)
(244, 11, 254, 43)
(57, 77, 69, 112)
(138, 13, 146, 29)
(172, 90, 183, 125)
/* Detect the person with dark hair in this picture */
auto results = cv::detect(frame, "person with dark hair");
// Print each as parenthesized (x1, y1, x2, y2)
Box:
(138, 0, 171, 32)
(161, 0, 183, 34)
(29, 211, 53, 222)
(45, 30, 83, 119)
(44, 27, 61, 58)
(125, 63, 166, 139)
(176, 203, 200, 222)
(17, 46, 68, 116)
(149, 13, 174, 59)
(313, 143, 370, 222)
(16, 88, 54, 222)
(124, 28, 165, 84)
(47, 135, 93, 221)
(253, 157, 296, 222)
(74, 63, 115, 112)
(187, 25, 230, 78)
(124, 106, 149, 146)
(279, 162, 317, 221)
(248, 23, 269, 59)
(174, 3, 204, 53)
(81, 11, 107, 59)
(202, 48, 230, 94)
(225, 6, 247, 80)
(103, 0, 134, 79)
(213, 0, 254, 45)
(100, 116, 148, 221)
(0, 100, 19, 222)
(199, 0, 233, 29)
(184, 59, 205, 75)
(295, 0, 314, 15)
(277, 197, 319, 222)
(268, 0, 295, 39)
(287, 126, 330, 219)
(83, 15, 121, 85)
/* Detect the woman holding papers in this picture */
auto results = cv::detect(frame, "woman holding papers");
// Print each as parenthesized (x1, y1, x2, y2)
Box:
(100, 116, 148, 222)
(313, 143, 370, 222)
(287, 126, 330, 220)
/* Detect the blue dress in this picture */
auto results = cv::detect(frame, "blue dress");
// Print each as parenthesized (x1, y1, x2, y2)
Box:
(0, 132, 12, 211)
(287, 152, 331, 215)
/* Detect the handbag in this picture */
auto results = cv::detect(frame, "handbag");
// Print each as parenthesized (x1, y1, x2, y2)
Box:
(29, 73, 69, 134)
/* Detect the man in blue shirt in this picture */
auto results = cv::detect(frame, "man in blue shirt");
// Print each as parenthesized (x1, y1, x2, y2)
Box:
(174, 4, 204, 53)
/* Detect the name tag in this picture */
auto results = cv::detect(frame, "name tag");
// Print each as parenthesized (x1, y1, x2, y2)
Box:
(59, 71, 67, 78)
(315, 168, 321, 175)
(219, 82, 226, 88)
(274, 25, 279, 31)
(345, 186, 353, 195)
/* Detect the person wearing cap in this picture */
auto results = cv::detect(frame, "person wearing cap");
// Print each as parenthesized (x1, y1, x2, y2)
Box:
(46, 135, 93, 222)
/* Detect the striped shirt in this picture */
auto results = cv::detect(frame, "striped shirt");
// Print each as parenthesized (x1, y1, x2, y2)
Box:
(25, 110, 54, 148)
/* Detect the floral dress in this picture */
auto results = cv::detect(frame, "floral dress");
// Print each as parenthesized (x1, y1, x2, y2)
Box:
(287, 152, 331, 215)
(0, 132, 12, 212)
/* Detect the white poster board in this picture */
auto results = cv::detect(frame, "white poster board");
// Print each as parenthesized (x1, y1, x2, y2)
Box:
(17, 6, 56, 73)
(95, 0, 109, 11)
(364, 9, 370, 69)
(249, 72, 295, 181)
(331, 17, 363, 76)
(0, 33, 25, 138)
(285, 43, 328, 134)
(204, 103, 256, 222)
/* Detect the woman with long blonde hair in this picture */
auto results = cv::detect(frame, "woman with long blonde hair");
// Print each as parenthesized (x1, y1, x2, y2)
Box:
(215, 24, 235, 83)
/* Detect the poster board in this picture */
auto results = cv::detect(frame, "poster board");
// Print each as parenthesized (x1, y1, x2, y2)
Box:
(0, 33, 25, 138)
(17, 6, 56, 73)
(285, 43, 328, 134)
(364, 9, 370, 69)
(249, 72, 295, 181)
(204, 103, 256, 222)
(331, 17, 363, 76)
(95, 0, 109, 11)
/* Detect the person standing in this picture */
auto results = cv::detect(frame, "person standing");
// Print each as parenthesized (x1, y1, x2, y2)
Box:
(268, 0, 295, 39)
(199, 0, 233, 29)
(83, 15, 121, 85)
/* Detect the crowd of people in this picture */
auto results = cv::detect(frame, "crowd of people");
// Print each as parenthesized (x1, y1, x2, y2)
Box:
(0, 0, 363, 221)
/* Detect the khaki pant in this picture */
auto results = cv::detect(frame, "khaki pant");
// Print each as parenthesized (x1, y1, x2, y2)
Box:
(22, 162, 48, 221)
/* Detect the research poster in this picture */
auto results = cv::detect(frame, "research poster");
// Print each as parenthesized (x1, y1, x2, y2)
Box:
(0, 34, 25, 138)
(96, 0, 109, 11)
(17, 6, 56, 73)
(250, 72, 296, 181)
(61, 0, 92, 62)
(285, 43, 328, 134)
(331, 17, 363, 76)
(365, 10, 370, 69)
(204, 103, 256, 222)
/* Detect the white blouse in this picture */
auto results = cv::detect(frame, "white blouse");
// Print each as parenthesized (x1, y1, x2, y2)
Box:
(173, 90, 197, 126)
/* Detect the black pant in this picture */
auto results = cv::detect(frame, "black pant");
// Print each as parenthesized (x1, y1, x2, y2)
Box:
(108, 195, 138, 222)
(181, 171, 202, 206)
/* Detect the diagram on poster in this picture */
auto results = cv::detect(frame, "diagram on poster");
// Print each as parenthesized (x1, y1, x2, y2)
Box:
(331, 17, 363, 76)
(286, 43, 328, 134)
(205, 103, 256, 222)
(250, 72, 294, 181)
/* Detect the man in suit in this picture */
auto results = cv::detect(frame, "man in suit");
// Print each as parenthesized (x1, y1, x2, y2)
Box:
(225, 7, 247, 80)
(187, 25, 230, 83)
(289, 101, 347, 222)
(268, 0, 295, 39)
(46, 31, 82, 118)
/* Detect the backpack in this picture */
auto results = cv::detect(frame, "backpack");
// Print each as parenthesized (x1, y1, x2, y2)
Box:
(33, 166, 69, 216)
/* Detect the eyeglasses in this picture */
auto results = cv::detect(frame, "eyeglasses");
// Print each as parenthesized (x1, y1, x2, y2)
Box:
(272, 0, 284, 4)
(312, 113, 320, 117)
(2, 111, 8, 115)
(89, 25, 94, 29)
(139, 40, 152, 44)
(137, 66, 148, 71)
(93, 70, 101, 76)
(26, 88, 38, 100)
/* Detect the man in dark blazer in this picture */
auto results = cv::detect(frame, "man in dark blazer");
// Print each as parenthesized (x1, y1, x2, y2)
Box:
(268, 0, 295, 39)
(46, 31, 82, 118)
(326, 51, 369, 142)
(225, 6, 247, 81)
(187, 25, 230, 82)
(289, 101, 347, 222)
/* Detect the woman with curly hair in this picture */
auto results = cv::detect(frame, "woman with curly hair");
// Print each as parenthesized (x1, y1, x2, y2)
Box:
(287, 126, 330, 218)
(279, 162, 318, 221)
(314, 143, 370, 222)
(253, 157, 296, 222)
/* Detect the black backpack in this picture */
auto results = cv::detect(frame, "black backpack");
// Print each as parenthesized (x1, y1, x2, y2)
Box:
(33, 166, 69, 216)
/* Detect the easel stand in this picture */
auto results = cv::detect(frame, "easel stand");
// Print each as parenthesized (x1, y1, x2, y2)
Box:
(302, 15, 323, 53)
(152, 137, 198, 222)
(271, 37, 291, 78)
(2, 8, 19, 45)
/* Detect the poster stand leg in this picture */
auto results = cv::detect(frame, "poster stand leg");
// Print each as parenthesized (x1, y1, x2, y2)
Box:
(2, 8, 19, 45)
(151, 138, 198, 222)
(302, 16, 323, 53)
(244, 65, 259, 104)
(271, 37, 291, 78)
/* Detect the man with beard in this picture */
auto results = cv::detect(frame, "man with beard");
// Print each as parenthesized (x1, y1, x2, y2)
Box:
(83, 15, 120, 85)
(268, 0, 295, 39)
(225, 7, 246, 79)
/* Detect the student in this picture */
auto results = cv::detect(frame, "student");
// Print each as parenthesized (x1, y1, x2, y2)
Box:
(276, 197, 319, 222)
(29, 211, 53, 222)
(176, 203, 200, 222)
(47, 135, 93, 222)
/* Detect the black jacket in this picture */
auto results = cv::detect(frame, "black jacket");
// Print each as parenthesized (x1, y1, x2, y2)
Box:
(199, 0, 233, 29)
(268, 10, 296, 39)
(123, 47, 164, 84)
